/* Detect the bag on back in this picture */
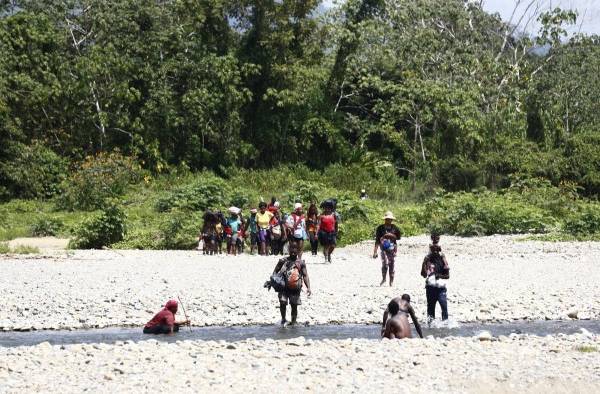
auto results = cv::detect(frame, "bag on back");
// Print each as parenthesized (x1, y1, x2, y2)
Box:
(284, 260, 303, 291)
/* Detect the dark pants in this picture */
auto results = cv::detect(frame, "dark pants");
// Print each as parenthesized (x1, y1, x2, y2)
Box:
(308, 231, 318, 255)
(143, 324, 179, 334)
(426, 286, 448, 320)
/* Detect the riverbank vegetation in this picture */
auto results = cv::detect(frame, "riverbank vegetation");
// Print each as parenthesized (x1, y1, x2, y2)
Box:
(0, 1, 599, 249)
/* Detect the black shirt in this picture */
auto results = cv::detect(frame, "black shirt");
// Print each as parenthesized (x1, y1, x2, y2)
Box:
(374, 224, 401, 244)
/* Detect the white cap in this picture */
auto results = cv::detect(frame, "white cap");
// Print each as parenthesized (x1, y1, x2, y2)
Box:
(228, 206, 240, 214)
(274, 201, 280, 208)
(294, 203, 302, 210)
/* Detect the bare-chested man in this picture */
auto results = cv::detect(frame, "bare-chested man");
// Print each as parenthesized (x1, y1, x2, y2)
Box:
(381, 294, 423, 339)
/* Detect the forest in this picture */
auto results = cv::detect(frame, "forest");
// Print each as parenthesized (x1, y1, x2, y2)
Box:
(0, 0, 599, 249)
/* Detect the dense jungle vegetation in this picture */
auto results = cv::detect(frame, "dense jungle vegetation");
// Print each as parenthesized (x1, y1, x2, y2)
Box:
(0, 0, 599, 249)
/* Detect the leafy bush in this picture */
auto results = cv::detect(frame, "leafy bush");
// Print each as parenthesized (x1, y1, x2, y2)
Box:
(420, 190, 555, 236)
(69, 204, 126, 249)
(437, 157, 481, 192)
(563, 204, 600, 235)
(229, 191, 250, 209)
(30, 217, 64, 236)
(0, 142, 67, 200)
(113, 228, 161, 250)
(58, 151, 143, 211)
(0, 243, 9, 254)
(157, 211, 201, 249)
(155, 174, 227, 212)
(284, 180, 324, 207)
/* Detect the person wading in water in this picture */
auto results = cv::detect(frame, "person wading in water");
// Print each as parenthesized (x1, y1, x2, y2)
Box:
(143, 300, 190, 335)
(373, 211, 401, 286)
(381, 294, 423, 339)
(272, 243, 311, 326)
(421, 234, 450, 325)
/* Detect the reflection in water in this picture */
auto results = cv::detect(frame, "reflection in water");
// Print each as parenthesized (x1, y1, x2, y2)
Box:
(0, 320, 598, 348)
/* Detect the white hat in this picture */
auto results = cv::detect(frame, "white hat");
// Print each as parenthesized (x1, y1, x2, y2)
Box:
(383, 211, 396, 220)
(228, 206, 240, 214)
(294, 203, 302, 210)
(250, 208, 257, 214)
(274, 201, 280, 208)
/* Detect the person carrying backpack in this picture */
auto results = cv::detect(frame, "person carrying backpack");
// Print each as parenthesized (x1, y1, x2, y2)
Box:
(272, 243, 311, 326)
(286, 203, 307, 258)
(420, 234, 450, 325)
(317, 200, 338, 263)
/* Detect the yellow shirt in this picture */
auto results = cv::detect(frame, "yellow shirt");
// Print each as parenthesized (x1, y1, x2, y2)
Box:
(256, 211, 274, 229)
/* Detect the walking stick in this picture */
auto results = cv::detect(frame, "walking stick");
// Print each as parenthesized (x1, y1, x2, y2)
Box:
(177, 296, 192, 332)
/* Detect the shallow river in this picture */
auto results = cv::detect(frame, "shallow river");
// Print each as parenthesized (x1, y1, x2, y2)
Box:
(1, 320, 598, 348)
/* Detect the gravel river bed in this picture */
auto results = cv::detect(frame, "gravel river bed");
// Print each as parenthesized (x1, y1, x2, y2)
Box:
(1, 235, 599, 392)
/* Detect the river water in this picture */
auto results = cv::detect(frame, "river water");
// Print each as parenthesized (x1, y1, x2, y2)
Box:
(1, 320, 598, 348)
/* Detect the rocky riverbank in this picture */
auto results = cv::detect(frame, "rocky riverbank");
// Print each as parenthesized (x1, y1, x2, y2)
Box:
(1, 332, 599, 393)
(1, 235, 598, 331)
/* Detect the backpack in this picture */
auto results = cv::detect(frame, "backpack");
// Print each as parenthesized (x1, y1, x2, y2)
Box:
(271, 220, 282, 236)
(284, 260, 303, 291)
(269, 272, 286, 292)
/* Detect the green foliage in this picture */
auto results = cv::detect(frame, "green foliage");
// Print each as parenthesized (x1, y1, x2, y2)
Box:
(58, 152, 142, 211)
(420, 190, 555, 236)
(12, 245, 40, 254)
(0, 142, 67, 200)
(575, 346, 598, 353)
(563, 204, 600, 235)
(157, 211, 201, 250)
(30, 217, 64, 237)
(69, 204, 126, 249)
(0, 0, 598, 199)
(284, 180, 324, 206)
(155, 174, 227, 212)
(0, 243, 40, 254)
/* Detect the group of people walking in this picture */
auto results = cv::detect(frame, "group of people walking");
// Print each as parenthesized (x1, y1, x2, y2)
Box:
(199, 197, 340, 262)
(147, 208, 450, 340)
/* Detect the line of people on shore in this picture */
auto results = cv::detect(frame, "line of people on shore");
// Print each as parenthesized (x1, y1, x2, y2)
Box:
(199, 197, 341, 262)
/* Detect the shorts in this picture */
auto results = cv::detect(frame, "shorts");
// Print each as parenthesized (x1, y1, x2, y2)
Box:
(318, 231, 336, 246)
(278, 291, 301, 305)
(258, 228, 269, 243)
(250, 232, 258, 246)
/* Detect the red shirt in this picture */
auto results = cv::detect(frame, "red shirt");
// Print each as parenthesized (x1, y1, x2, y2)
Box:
(145, 308, 175, 329)
(320, 214, 336, 232)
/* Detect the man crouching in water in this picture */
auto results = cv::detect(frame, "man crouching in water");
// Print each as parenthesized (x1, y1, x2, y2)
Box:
(273, 243, 311, 326)
(382, 294, 423, 339)
(143, 299, 190, 334)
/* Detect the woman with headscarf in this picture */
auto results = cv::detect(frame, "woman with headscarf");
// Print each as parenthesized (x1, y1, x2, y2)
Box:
(143, 300, 190, 334)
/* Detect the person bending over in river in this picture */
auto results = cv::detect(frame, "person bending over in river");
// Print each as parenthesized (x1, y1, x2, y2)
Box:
(143, 300, 190, 335)
(381, 294, 423, 339)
